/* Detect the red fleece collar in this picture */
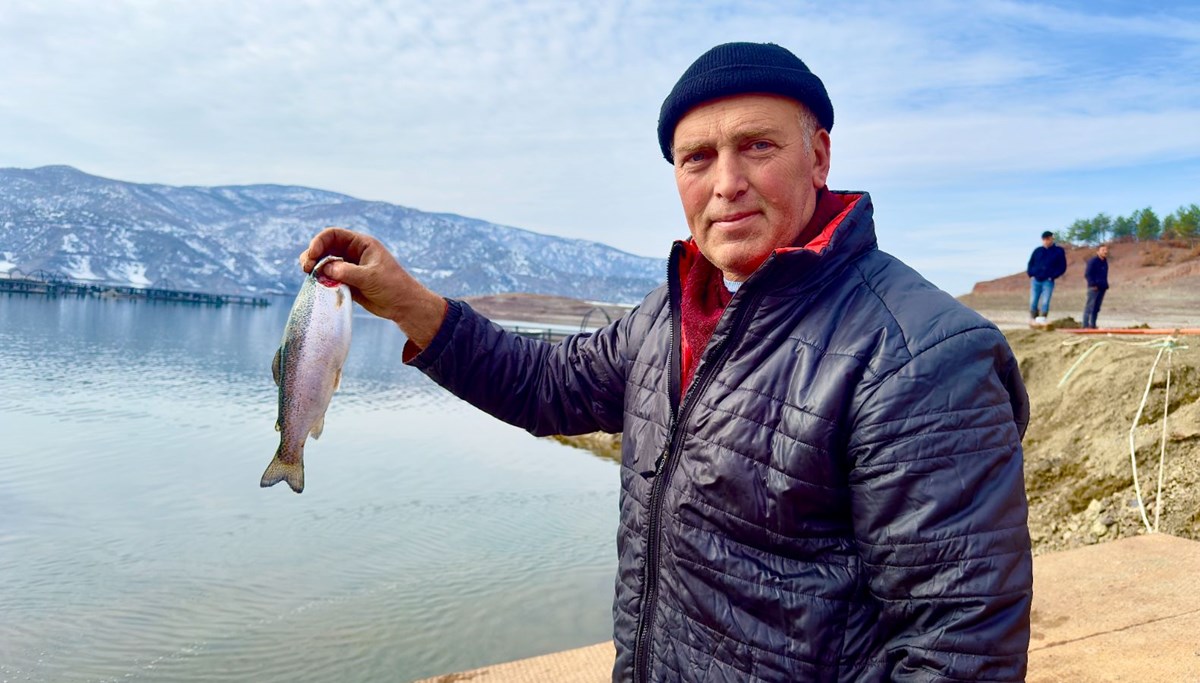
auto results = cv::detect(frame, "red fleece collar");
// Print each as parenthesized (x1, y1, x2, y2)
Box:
(781, 189, 856, 255)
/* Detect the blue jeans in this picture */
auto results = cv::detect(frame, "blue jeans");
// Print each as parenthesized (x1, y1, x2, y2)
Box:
(1030, 278, 1054, 317)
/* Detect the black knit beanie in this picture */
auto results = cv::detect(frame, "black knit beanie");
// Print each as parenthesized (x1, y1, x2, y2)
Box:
(657, 42, 834, 163)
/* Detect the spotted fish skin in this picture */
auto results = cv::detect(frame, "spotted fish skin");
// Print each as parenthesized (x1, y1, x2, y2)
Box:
(262, 255, 352, 493)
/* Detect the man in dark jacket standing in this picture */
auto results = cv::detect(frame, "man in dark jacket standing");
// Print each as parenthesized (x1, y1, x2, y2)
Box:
(1082, 243, 1110, 328)
(1027, 230, 1068, 325)
(300, 42, 1033, 682)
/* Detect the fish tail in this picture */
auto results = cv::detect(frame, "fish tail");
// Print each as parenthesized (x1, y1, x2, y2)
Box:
(260, 446, 305, 493)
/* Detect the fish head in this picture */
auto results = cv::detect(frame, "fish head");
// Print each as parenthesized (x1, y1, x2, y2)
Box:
(311, 255, 346, 289)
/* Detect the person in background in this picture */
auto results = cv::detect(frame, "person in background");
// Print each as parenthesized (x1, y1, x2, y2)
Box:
(1027, 230, 1068, 326)
(1082, 243, 1110, 329)
(302, 42, 1033, 681)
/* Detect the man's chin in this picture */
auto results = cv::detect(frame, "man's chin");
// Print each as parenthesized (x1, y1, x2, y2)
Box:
(707, 248, 769, 281)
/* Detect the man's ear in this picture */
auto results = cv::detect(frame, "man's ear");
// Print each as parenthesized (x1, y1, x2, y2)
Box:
(811, 129, 831, 189)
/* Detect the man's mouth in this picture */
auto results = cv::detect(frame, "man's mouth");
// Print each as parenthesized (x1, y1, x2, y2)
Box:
(711, 211, 758, 227)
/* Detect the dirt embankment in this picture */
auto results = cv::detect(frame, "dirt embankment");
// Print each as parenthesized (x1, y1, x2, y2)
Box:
(1010, 328, 1200, 554)
(958, 240, 1200, 552)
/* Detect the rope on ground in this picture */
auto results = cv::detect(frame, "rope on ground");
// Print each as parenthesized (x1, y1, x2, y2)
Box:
(1056, 340, 1109, 389)
(1155, 351, 1173, 532)
(1058, 335, 1188, 534)
(1129, 345, 1166, 533)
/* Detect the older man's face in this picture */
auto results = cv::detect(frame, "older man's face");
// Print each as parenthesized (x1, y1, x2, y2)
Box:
(672, 94, 830, 281)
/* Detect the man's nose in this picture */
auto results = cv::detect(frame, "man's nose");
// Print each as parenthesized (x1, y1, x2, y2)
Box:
(713, 154, 748, 201)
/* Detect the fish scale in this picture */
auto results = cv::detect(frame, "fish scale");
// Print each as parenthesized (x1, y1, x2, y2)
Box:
(261, 255, 353, 493)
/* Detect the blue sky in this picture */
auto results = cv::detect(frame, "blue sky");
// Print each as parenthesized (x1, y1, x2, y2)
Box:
(3, 1, 1198, 295)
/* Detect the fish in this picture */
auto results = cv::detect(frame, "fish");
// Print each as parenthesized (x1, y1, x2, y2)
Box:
(261, 255, 353, 493)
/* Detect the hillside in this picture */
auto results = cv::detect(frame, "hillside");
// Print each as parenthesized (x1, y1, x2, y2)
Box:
(0, 165, 663, 303)
(959, 240, 1200, 329)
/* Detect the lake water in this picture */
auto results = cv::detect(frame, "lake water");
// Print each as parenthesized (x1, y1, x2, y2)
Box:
(0, 294, 619, 682)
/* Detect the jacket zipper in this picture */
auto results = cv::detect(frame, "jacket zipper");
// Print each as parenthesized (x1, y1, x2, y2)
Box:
(632, 248, 765, 682)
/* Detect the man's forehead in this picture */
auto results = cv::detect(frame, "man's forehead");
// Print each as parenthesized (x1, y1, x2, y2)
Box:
(673, 94, 802, 142)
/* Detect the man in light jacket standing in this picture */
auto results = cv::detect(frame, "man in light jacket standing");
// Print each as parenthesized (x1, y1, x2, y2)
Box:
(1027, 230, 1068, 326)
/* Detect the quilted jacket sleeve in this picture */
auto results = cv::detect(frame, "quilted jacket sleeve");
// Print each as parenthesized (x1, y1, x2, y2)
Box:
(405, 298, 637, 436)
(848, 326, 1033, 682)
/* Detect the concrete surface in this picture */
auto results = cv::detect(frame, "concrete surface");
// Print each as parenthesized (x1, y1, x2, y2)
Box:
(1029, 533, 1200, 682)
(414, 641, 613, 683)
(415, 534, 1200, 682)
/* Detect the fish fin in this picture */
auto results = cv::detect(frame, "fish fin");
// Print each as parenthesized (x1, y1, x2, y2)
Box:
(333, 368, 342, 392)
(274, 421, 281, 433)
(310, 414, 325, 440)
(272, 347, 282, 387)
(260, 451, 304, 493)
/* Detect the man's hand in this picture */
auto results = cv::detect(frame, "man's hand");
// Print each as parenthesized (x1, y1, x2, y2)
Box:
(301, 227, 447, 350)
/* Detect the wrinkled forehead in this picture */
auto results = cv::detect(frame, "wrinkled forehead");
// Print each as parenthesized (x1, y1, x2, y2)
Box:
(673, 94, 805, 140)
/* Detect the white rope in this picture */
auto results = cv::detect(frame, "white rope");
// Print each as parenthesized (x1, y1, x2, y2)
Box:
(1058, 335, 1188, 535)
(1154, 352, 1172, 532)
(1057, 341, 1109, 388)
(1127, 346, 1164, 534)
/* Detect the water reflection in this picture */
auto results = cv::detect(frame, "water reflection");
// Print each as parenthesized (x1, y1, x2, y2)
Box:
(0, 295, 618, 682)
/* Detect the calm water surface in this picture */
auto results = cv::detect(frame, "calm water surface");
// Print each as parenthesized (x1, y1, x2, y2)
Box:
(0, 294, 619, 682)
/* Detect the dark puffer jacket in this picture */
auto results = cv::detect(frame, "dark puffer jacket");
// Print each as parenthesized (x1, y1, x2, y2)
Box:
(409, 192, 1033, 682)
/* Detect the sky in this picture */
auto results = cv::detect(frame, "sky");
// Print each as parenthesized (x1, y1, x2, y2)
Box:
(3, 0, 1199, 296)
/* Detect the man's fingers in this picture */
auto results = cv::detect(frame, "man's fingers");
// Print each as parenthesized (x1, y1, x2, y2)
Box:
(301, 228, 337, 272)
(301, 227, 365, 272)
(317, 258, 363, 288)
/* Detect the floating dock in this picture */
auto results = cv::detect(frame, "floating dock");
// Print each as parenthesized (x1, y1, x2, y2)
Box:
(0, 275, 269, 306)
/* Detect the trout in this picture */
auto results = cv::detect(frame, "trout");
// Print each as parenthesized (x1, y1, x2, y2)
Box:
(262, 255, 352, 493)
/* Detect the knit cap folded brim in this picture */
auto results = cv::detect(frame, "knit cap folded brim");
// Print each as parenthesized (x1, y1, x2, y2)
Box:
(657, 42, 834, 163)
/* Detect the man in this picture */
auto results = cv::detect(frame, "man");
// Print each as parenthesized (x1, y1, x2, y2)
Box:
(303, 42, 1032, 682)
(1082, 243, 1110, 329)
(1027, 230, 1067, 326)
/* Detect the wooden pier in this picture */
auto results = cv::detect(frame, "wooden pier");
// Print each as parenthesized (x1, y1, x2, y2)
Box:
(0, 274, 269, 307)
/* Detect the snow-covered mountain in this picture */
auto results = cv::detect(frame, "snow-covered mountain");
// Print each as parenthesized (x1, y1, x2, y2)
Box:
(0, 165, 665, 303)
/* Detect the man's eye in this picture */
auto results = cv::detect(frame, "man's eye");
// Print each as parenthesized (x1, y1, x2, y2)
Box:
(687, 151, 708, 163)
(751, 141, 773, 151)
